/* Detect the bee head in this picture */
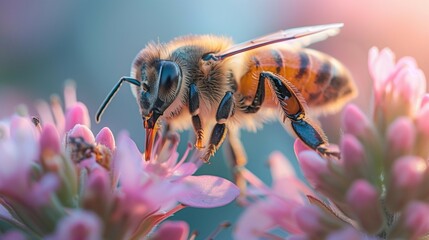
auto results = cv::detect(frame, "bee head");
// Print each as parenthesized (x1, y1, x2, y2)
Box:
(138, 60, 182, 160)
(139, 60, 182, 128)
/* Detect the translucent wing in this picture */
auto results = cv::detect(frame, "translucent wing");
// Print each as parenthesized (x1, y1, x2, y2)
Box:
(213, 23, 343, 61)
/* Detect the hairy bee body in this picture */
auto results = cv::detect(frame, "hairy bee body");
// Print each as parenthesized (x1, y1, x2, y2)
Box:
(130, 35, 356, 134)
(96, 24, 357, 176)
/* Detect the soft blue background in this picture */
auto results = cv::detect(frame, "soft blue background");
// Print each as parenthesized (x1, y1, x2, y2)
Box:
(1, 1, 428, 238)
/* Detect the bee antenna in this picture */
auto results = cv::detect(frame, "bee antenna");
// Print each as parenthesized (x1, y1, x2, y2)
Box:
(95, 77, 140, 123)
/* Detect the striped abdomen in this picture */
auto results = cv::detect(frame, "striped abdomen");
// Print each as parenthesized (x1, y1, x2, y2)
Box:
(237, 46, 357, 112)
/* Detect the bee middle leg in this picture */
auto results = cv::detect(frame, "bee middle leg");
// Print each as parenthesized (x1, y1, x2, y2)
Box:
(224, 128, 248, 203)
(202, 91, 234, 162)
(189, 83, 205, 149)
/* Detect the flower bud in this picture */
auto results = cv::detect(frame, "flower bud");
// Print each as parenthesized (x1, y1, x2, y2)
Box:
(150, 221, 189, 240)
(68, 124, 95, 144)
(65, 102, 90, 132)
(386, 117, 415, 162)
(40, 123, 61, 159)
(346, 180, 383, 234)
(342, 104, 373, 139)
(341, 134, 367, 180)
(386, 156, 426, 211)
(95, 127, 115, 151)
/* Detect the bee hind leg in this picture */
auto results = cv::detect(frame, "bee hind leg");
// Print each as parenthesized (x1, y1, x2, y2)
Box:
(261, 71, 338, 157)
(202, 91, 235, 162)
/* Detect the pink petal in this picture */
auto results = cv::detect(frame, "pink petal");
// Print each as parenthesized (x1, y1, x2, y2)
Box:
(53, 211, 102, 240)
(340, 134, 366, 178)
(171, 162, 198, 179)
(269, 151, 296, 180)
(266, 197, 306, 234)
(64, 80, 77, 110)
(269, 150, 313, 200)
(95, 127, 115, 151)
(390, 59, 426, 113)
(404, 201, 429, 239)
(386, 156, 426, 211)
(391, 156, 426, 188)
(346, 180, 383, 234)
(151, 221, 189, 240)
(31, 173, 60, 206)
(65, 102, 90, 132)
(114, 131, 144, 188)
(10, 116, 39, 161)
(82, 169, 111, 211)
(40, 123, 61, 156)
(295, 205, 324, 234)
(35, 101, 55, 126)
(341, 104, 372, 137)
(178, 175, 239, 208)
(294, 139, 311, 156)
(68, 124, 95, 144)
(234, 201, 276, 240)
(386, 117, 415, 155)
(368, 47, 395, 95)
(296, 150, 328, 188)
(421, 93, 429, 108)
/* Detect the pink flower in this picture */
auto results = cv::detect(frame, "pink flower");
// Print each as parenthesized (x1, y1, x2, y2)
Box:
(369, 47, 426, 126)
(47, 211, 102, 240)
(291, 48, 429, 239)
(149, 221, 190, 240)
(234, 152, 319, 239)
(0, 116, 60, 208)
(0, 83, 239, 239)
(235, 47, 429, 240)
(109, 132, 239, 238)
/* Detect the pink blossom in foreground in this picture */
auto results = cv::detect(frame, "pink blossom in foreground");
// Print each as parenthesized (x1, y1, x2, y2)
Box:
(0, 83, 239, 239)
(235, 48, 429, 239)
(296, 48, 429, 239)
(234, 152, 322, 239)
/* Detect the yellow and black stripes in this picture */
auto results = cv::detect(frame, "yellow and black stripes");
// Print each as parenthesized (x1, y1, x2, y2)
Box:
(238, 47, 356, 109)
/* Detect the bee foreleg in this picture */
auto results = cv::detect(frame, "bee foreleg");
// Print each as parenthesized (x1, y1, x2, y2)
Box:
(261, 71, 331, 155)
(189, 83, 204, 149)
(203, 91, 235, 162)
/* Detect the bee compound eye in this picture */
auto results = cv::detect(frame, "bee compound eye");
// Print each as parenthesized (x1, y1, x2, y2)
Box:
(158, 61, 181, 98)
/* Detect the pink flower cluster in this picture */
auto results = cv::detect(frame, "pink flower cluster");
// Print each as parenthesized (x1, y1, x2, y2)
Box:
(234, 48, 429, 240)
(0, 83, 239, 239)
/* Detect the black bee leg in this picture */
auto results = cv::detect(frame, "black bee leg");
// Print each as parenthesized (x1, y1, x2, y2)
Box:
(241, 71, 266, 113)
(189, 83, 204, 149)
(261, 71, 333, 156)
(203, 91, 235, 162)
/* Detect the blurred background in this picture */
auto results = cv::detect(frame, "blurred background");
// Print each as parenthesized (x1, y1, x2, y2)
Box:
(1, 0, 428, 238)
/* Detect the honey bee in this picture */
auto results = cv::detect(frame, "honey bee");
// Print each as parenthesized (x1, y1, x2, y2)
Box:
(96, 23, 357, 179)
